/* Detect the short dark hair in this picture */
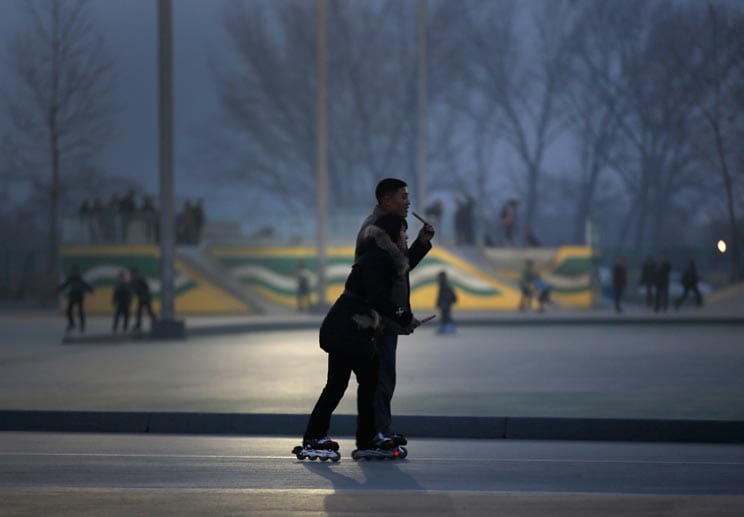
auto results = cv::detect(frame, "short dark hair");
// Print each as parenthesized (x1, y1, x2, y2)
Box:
(375, 178, 407, 204)
(374, 213, 408, 243)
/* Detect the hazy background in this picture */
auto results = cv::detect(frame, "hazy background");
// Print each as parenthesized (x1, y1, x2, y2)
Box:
(1, 0, 742, 299)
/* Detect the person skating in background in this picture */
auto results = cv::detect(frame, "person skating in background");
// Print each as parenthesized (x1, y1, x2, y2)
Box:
(534, 275, 553, 313)
(436, 271, 458, 334)
(639, 256, 657, 308)
(57, 264, 94, 333)
(654, 255, 672, 313)
(518, 259, 536, 311)
(296, 260, 311, 312)
(129, 268, 157, 331)
(675, 259, 703, 310)
(613, 257, 627, 313)
(295, 215, 422, 461)
(112, 270, 133, 332)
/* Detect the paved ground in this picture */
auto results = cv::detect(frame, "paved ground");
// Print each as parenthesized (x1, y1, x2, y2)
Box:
(2, 432, 743, 516)
(1, 313, 743, 420)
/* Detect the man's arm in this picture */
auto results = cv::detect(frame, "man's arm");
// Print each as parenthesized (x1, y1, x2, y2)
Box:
(408, 222, 435, 270)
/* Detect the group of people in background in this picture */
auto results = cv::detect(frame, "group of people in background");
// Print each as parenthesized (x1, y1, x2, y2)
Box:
(80, 190, 158, 244)
(79, 193, 205, 246)
(57, 265, 157, 334)
(613, 255, 703, 313)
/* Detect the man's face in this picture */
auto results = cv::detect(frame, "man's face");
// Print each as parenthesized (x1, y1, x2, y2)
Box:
(382, 187, 410, 217)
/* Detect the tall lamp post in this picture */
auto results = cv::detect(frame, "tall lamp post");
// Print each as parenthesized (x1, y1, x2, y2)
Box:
(416, 0, 428, 210)
(153, 0, 185, 338)
(314, 0, 329, 310)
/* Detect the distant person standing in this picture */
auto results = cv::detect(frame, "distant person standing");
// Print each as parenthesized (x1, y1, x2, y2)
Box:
(612, 257, 627, 313)
(296, 261, 311, 312)
(130, 268, 157, 331)
(500, 199, 518, 246)
(654, 255, 672, 313)
(112, 271, 133, 332)
(57, 265, 94, 334)
(639, 256, 657, 308)
(675, 259, 703, 310)
(436, 271, 458, 334)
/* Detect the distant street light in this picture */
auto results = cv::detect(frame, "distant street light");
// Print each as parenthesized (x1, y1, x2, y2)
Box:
(717, 240, 727, 254)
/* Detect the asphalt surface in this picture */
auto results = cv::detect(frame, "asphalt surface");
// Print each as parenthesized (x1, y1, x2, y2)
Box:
(2, 432, 744, 516)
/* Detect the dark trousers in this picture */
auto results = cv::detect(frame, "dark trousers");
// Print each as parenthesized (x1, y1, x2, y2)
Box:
(135, 300, 156, 329)
(66, 299, 85, 330)
(373, 334, 398, 436)
(654, 286, 669, 313)
(675, 285, 702, 309)
(304, 351, 378, 448)
(613, 286, 624, 313)
(644, 284, 654, 306)
(113, 305, 130, 331)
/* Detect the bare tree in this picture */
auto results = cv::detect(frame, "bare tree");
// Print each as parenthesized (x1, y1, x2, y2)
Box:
(200, 0, 427, 215)
(457, 0, 576, 233)
(664, 0, 744, 281)
(1, 0, 117, 280)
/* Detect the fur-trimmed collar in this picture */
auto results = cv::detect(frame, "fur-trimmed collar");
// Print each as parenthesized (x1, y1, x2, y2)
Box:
(359, 224, 409, 277)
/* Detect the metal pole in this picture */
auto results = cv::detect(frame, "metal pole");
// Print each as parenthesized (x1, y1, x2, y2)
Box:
(154, 0, 184, 338)
(417, 0, 428, 209)
(315, 0, 328, 309)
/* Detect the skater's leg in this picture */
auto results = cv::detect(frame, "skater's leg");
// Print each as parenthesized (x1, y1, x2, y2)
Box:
(123, 307, 130, 331)
(373, 335, 397, 436)
(304, 352, 352, 441)
(66, 301, 75, 330)
(113, 308, 120, 331)
(353, 354, 379, 448)
(135, 301, 143, 329)
(78, 301, 85, 332)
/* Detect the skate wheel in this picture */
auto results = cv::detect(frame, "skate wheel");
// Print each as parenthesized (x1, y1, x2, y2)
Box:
(351, 450, 359, 461)
(398, 446, 408, 459)
(320, 456, 328, 461)
(331, 455, 340, 462)
(309, 455, 318, 461)
(296, 454, 304, 460)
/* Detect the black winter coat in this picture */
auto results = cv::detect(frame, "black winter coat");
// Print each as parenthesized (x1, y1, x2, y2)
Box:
(320, 225, 413, 357)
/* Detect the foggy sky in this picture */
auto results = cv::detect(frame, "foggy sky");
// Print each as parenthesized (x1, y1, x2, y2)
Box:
(0, 0, 249, 219)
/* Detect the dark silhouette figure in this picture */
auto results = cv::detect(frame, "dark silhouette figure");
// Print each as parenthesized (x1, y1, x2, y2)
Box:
(534, 276, 552, 313)
(130, 268, 157, 331)
(612, 257, 627, 313)
(303, 215, 419, 452)
(654, 256, 672, 313)
(675, 260, 703, 310)
(58, 265, 93, 333)
(518, 259, 536, 311)
(436, 271, 458, 334)
(112, 271, 133, 332)
(296, 261, 311, 312)
(639, 256, 657, 307)
(500, 199, 518, 246)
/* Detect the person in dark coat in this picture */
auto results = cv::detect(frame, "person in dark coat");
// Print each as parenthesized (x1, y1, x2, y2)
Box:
(300, 214, 421, 455)
(354, 178, 434, 446)
(639, 256, 657, 307)
(436, 271, 458, 334)
(654, 255, 672, 313)
(112, 270, 133, 332)
(58, 264, 94, 333)
(612, 257, 627, 313)
(675, 259, 703, 310)
(129, 268, 157, 330)
(518, 259, 536, 311)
